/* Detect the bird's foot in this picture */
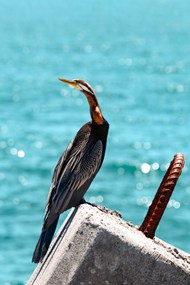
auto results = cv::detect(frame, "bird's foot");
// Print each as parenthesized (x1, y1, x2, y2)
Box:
(79, 199, 122, 217)
(80, 198, 97, 208)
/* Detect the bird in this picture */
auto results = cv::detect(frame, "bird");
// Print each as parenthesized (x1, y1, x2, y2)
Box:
(32, 78, 109, 263)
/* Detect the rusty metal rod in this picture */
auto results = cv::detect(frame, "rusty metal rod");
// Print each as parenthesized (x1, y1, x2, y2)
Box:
(139, 153, 185, 238)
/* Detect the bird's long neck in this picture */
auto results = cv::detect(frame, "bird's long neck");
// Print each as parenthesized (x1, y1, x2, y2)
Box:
(84, 91, 104, 125)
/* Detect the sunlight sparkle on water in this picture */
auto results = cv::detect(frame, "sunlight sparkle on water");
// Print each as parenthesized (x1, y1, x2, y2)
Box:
(152, 162, 159, 170)
(136, 182, 143, 190)
(10, 148, 18, 155)
(141, 163, 151, 174)
(168, 199, 181, 209)
(89, 195, 104, 204)
(17, 150, 25, 158)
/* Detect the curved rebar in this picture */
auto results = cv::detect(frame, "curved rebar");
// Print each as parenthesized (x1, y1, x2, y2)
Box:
(139, 153, 185, 238)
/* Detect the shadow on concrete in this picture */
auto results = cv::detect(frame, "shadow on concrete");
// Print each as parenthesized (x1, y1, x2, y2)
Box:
(31, 206, 79, 285)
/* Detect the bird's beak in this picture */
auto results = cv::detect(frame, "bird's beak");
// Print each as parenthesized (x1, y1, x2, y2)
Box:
(58, 78, 80, 90)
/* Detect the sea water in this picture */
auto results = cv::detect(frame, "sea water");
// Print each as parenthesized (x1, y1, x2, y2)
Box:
(1, 0, 190, 284)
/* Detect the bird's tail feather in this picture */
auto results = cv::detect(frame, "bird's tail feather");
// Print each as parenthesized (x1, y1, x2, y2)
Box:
(32, 216, 59, 263)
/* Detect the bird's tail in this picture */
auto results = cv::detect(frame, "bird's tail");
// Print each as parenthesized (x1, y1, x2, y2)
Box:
(32, 216, 59, 263)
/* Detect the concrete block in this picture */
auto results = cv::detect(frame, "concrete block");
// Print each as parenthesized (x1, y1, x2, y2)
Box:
(27, 204, 190, 285)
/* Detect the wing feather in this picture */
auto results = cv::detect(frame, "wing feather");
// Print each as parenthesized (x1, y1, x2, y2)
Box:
(53, 140, 103, 213)
(44, 139, 74, 215)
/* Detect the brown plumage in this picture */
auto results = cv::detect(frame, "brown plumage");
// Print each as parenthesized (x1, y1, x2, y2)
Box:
(32, 78, 109, 263)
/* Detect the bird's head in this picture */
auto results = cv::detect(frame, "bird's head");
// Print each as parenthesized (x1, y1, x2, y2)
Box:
(58, 77, 104, 125)
(58, 78, 95, 95)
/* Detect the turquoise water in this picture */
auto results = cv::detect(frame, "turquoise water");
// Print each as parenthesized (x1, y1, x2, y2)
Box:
(1, 0, 190, 283)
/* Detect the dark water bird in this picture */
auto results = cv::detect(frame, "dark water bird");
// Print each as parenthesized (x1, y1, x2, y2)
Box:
(32, 78, 109, 263)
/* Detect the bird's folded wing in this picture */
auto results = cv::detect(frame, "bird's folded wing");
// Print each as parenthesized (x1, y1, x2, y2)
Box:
(44, 139, 74, 216)
(52, 139, 103, 213)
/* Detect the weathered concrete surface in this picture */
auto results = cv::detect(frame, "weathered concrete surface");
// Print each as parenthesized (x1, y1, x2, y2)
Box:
(27, 204, 190, 285)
